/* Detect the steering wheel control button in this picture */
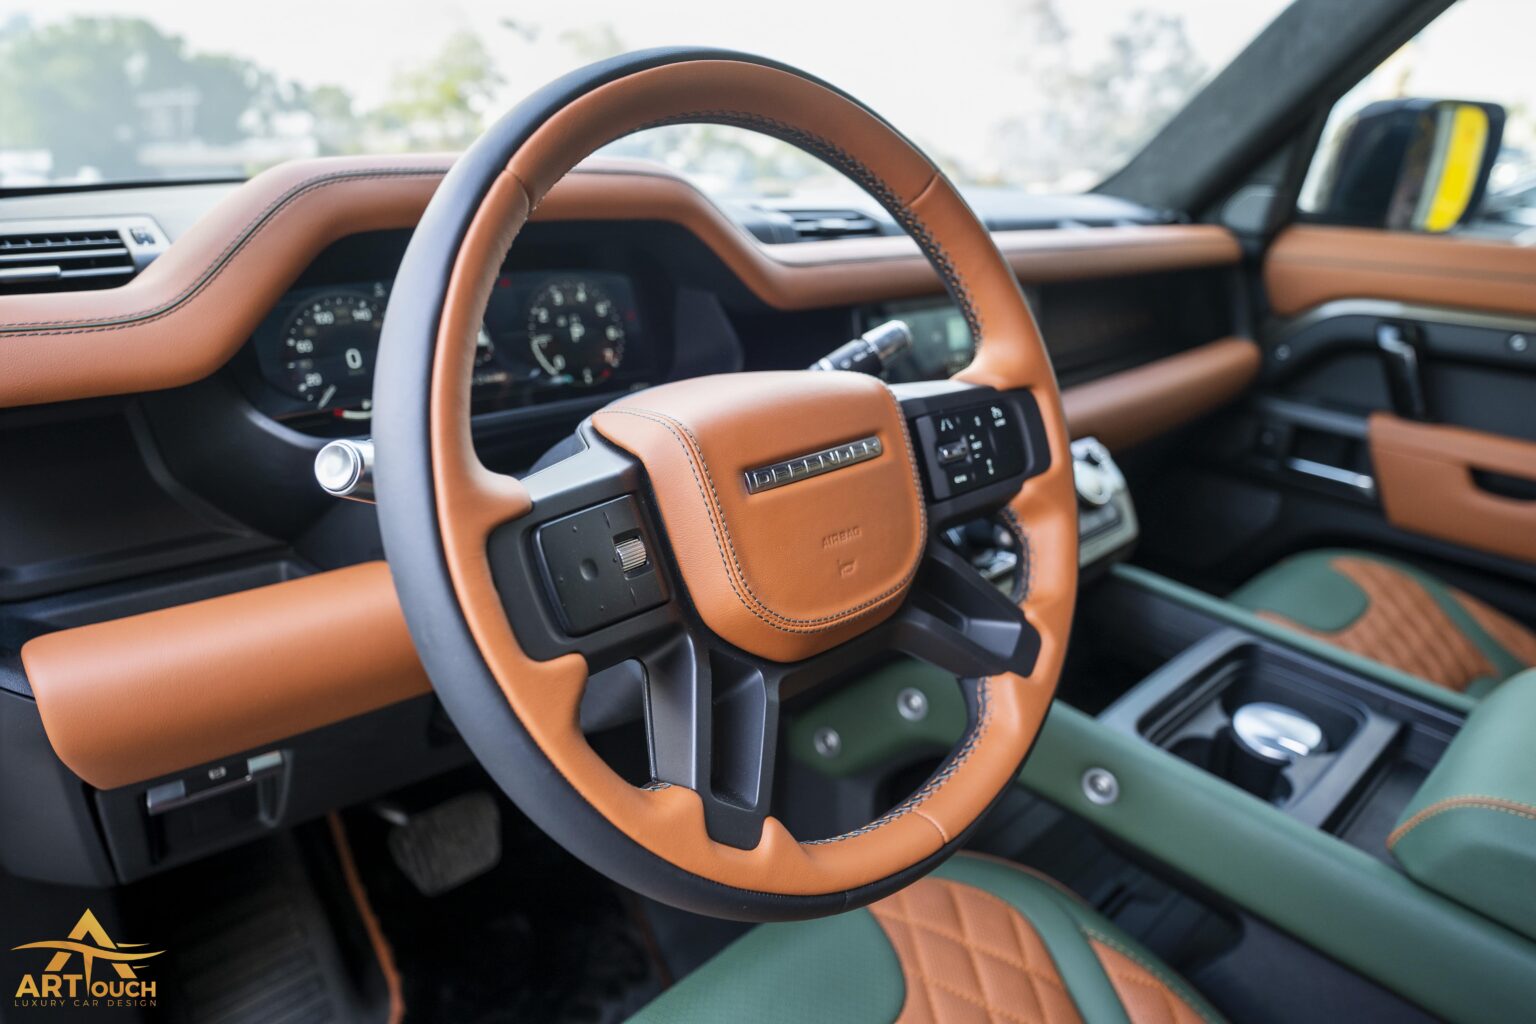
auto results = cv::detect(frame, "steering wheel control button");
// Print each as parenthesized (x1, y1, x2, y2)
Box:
(911, 398, 1032, 502)
(896, 687, 929, 721)
(314, 437, 375, 501)
(1082, 767, 1120, 806)
(535, 496, 667, 635)
(743, 435, 882, 494)
(614, 536, 649, 574)
(936, 439, 969, 465)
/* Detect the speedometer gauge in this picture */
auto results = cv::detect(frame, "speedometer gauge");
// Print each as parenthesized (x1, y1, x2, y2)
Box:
(527, 279, 626, 387)
(280, 289, 384, 409)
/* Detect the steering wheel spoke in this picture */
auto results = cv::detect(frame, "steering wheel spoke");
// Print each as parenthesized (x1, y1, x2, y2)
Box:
(886, 542, 1041, 679)
(640, 626, 783, 850)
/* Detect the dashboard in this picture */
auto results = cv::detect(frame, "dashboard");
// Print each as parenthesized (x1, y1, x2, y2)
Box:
(0, 156, 1244, 892)
(248, 269, 652, 428)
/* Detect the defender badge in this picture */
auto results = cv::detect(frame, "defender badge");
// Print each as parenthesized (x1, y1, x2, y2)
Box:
(743, 436, 883, 494)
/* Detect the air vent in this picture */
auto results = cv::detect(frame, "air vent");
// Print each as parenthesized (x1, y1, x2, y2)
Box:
(0, 218, 166, 295)
(785, 209, 883, 240)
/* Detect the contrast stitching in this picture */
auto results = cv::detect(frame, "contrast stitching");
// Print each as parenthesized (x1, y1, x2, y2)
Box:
(0, 167, 451, 337)
(1083, 929, 1218, 1024)
(998, 505, 1032, 603)
(804, 678, 991, 845)
(664, 394, 927, 624)
(635, 109, 983, 346)
(878, 884, 1069, 1024)
(879, 906, 1065, 984)
(598, 403, 923, 632)
(1387, 795, 1536, 849)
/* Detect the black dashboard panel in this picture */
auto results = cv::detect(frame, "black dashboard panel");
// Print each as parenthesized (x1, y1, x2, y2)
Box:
(249, 270, 653, 428)
(233, 227, 691, 436)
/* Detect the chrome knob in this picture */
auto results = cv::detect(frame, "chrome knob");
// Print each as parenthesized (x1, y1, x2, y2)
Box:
(615, 536, 648, 573)
(314, 438, 374, 502)
(1231, 702, 1324, 762)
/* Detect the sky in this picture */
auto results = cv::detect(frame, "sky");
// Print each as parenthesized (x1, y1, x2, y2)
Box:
(13, 0, 1292, 171)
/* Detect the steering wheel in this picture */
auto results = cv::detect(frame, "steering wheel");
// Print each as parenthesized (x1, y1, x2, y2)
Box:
(373, 48, 1077, 922)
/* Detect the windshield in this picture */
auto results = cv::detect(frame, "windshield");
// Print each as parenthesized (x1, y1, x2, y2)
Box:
(0, 1, 1289, 196)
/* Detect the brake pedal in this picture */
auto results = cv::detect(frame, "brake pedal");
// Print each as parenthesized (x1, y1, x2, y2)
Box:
(383, 791, 502, 896)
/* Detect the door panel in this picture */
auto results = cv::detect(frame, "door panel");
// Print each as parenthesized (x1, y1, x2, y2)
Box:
(1132, 238, 1536, 606)
(1266, 225, 1536, 319)
(1371, 414, 1536, 563)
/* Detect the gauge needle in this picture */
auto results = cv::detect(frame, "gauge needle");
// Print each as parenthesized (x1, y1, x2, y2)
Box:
(318, 384, 337, 409)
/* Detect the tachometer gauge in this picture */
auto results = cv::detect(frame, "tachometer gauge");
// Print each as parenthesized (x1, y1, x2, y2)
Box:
(280, 290, 384, 410)
(527, 279, 626, 386)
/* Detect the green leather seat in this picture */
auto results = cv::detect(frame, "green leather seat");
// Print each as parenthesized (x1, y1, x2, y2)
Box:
(1229, 549, 1536, 697)
(631, 854, 1221, 1023)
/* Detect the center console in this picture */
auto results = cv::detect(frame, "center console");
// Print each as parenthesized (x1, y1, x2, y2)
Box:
(1099, 627, 1461, 851)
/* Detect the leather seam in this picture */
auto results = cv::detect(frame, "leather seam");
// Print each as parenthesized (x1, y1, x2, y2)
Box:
(804, 677, 991, 846)
(1083, 929, 1218, 1024)
(597, 405, 921, 631)
(0, 167, 451, 336)
(878, 908, 1068, 983)
(1387, 795, 1536, 849)
(999, 505, 1032, 603)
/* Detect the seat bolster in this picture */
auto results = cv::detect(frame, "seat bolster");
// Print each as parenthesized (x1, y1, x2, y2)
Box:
(629, 856, 1222, 1024)
(1230, 549, 1536, 693)
(1390, 669, 1536, 943)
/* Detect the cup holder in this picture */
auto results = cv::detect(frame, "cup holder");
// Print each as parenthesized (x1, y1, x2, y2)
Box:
(1101, 630, 1408, 827)
(1169, 729, 1296, 805)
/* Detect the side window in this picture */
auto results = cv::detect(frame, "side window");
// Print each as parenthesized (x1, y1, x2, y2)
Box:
(1298, 0, 1536, 241)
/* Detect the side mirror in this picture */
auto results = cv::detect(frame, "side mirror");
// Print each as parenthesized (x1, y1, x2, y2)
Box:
(1309, 99, 1506, 233)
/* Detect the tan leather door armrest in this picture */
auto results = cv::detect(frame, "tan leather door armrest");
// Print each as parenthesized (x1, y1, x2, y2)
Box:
(19, 562, 430, 790)
(1061, 337, 1261, 451)
(1371, 414, 1536, 563)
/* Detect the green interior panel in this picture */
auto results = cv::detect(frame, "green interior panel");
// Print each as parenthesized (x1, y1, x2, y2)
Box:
(628, 907, 904, 1024)
(788, 665, 1536, 1023)
(1017, 702, 1536, 1024)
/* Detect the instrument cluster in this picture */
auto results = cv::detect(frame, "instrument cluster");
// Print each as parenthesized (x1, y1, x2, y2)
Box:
(250, 270, 650, 427)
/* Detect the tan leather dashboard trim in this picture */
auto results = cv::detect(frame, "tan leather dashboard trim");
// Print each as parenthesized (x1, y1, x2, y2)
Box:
(1060, 337, 1261, 451)
(0, 154, 1239, 409)
(1370, 413, 1536, 564)
(19, 562, 430, 791)
(1266, 225, 1536, 319)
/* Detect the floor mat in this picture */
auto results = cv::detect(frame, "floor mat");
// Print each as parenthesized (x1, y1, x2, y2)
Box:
(121, 832, 391, 1024)
(338, 775, 663, 1024)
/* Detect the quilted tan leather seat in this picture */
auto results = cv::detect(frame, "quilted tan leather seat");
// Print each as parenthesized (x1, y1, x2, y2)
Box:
(1231, 550, 1536, 696)
(630, 854, 1221, 1023)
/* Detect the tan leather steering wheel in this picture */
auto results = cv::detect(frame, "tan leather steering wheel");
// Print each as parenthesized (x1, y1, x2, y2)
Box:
(373, 48, 1077, 921)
